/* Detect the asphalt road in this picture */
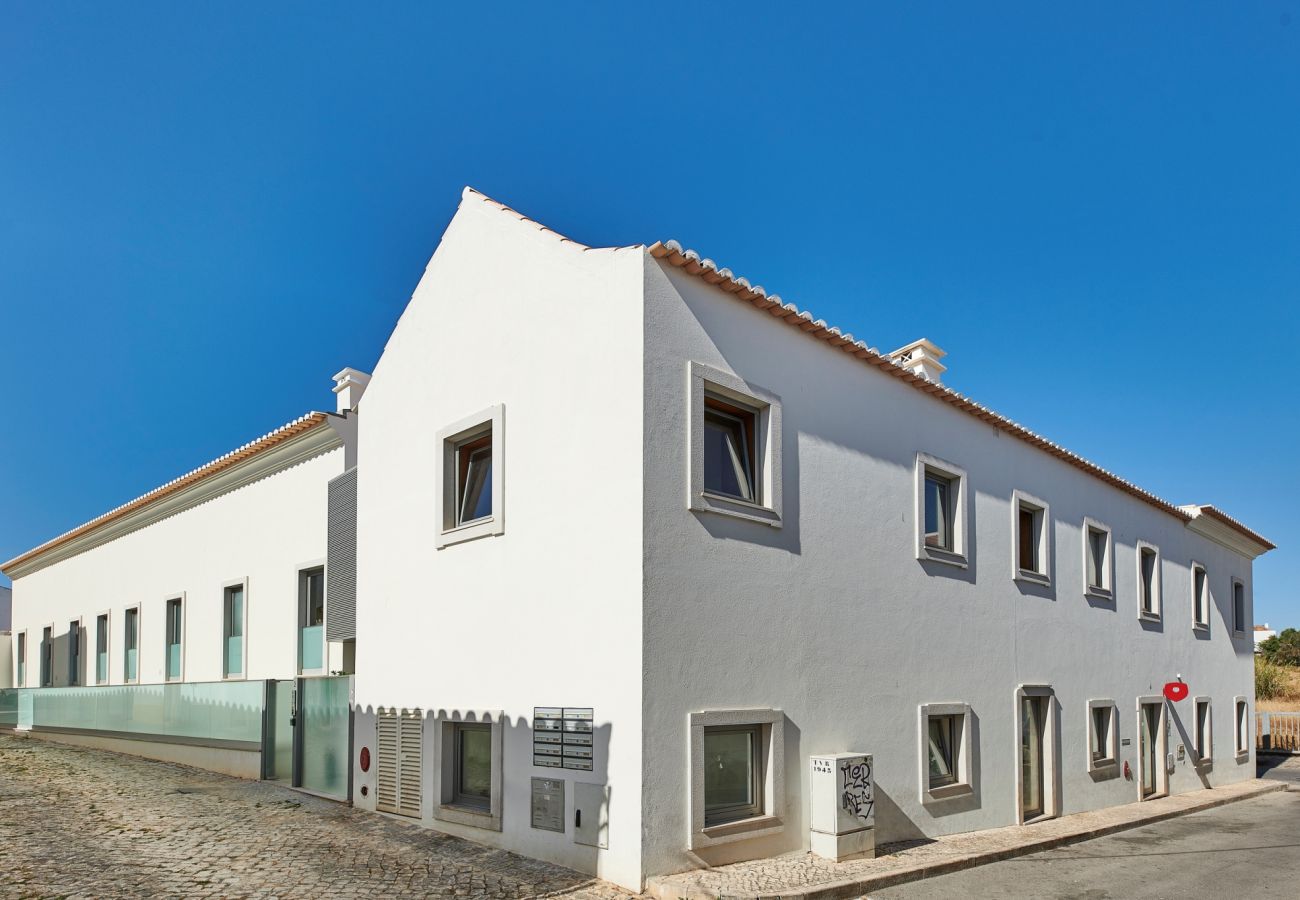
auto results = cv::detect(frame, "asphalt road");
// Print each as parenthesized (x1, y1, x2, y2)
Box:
(871, 759, 1300, 900)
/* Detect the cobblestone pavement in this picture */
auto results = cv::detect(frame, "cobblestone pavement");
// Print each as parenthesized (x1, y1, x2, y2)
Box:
(0, 733, 634, 899)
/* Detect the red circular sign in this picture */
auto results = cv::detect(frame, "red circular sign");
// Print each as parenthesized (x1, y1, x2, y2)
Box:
(1163, 682, 1189, 702)
(359, 746, 371, 772)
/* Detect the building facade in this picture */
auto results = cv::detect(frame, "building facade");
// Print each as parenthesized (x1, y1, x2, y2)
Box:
(4, 188, 1274, 893)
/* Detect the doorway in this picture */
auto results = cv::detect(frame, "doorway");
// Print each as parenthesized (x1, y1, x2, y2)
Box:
(1138, 700, 1165, 799)
(262, 676, 352, 800)
(1020, 694, 1047, 820)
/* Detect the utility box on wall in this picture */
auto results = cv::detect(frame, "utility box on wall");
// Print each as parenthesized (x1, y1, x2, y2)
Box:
(810, 752, 875, 862)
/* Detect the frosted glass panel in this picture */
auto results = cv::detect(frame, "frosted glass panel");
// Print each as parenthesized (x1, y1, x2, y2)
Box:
(0, 690, 15, 727)
(300, 625, 324, 672)
(166, 644, 182, 680)
(300, 676, 350, 799)
(125, 649, 138, 682)
(12, 681, 263, 744)
(225, 637, 243, 676)
(96, 653, 108, 684)
(266, 680, 295, 782)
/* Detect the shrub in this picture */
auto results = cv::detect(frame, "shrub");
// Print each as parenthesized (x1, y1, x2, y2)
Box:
(1260, 628, 1300, 667)
(1256, 657, 1286, 700)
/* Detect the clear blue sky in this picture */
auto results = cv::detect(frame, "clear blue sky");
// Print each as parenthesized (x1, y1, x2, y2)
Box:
(1, 3, 1296, 624)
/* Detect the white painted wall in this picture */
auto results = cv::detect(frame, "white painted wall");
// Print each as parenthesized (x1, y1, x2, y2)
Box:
(639, 257, 1258, 878)
(0, 633, 11, 689)
(352, 190, 646, 891)
(9, 448, 344, 687)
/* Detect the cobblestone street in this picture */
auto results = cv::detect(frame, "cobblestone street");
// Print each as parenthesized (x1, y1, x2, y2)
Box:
(0, 734, 633, 899)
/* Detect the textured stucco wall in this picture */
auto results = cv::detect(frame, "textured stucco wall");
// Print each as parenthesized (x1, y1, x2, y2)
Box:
(353, 191, 646, 891)
(9, 448, 343, 686)
(639, 256, 1257, 878)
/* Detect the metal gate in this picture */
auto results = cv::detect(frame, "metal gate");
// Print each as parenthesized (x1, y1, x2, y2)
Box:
(262, 675, 353, 801)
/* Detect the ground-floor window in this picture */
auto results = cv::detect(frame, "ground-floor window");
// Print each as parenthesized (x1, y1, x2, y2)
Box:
(703, 724, 764, 826)
(1087, 700, 1119, 772)
(1234, 697, 1249, 758)
(1195, 698, 1213, 763)
(687, 708, 786, 850)
(434, 713, 503, 831)
(918, 702, 974, 803)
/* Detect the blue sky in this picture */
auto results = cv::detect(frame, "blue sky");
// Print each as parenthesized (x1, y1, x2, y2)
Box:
(1, 3, 1297, 623)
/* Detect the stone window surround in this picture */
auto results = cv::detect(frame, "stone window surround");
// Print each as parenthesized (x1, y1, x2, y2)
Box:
(1082, 517, 1114, 601)
(122, 605, 141, 684)
(1234, 696, 1249, 761)
(1135, 540, 1162, 622)
(435, 404, 506, 549)
(918, 701, 974, 804)
(1189, 562, 1210, 632)
(221, 577, 250, 680)
(1230, 578, 1247, 637)
(687, 361, 783, 528)
(1135, 695, 1170, 801)
(687, 707, 786, 850)
(163, 593, 186, 683)
(93, 609, 111, 685)
(914, 453, 970, 568)
(1086, 699, 1120, 774)
(432, 710, 504, 832)
(1010, 490, 1052, 586)
(1193, 696, 1213, 766)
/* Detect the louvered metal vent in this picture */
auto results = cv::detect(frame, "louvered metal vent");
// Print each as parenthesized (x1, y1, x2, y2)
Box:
(376, 707, 422, 818)
(326, 468, 357, 642)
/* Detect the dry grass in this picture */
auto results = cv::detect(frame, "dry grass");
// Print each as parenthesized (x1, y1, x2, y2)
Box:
(1258, 664, 1300, 712)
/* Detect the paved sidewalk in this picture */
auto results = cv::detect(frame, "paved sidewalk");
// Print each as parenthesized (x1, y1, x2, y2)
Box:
(0, 732, 631, 899)
(645, 779, 1285, 900)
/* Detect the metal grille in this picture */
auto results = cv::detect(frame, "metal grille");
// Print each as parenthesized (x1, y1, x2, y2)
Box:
(326, 468, 357, 642)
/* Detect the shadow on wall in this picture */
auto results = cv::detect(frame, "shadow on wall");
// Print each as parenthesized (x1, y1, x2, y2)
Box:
(1166, 700, 1213, 789)
(350, 704, 614, 878)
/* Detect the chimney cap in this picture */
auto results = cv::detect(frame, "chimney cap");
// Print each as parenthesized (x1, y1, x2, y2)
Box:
(887, 338, 948, 382)
(332, 368, 372, 413)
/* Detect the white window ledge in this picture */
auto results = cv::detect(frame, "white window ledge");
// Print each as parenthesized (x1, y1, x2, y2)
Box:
(925, 782, 974, 803)
(919, 546, 969, 569)
(1015, 569, 1052, 588)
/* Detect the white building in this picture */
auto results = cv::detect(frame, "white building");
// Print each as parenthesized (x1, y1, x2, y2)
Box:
(1254, 624, 1277, 652)
(4, 187, 1276, 893)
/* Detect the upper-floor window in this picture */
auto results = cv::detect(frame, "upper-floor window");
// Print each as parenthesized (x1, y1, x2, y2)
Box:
(1083, 519, 1113, 599)
(16, 631, 26, 687)
(1137, 542, 1161, 620)
(915, 454, 969, 567)
(165, 598, 183, 682)
(703, 395, 758, 503)
(1232, 580, 1247, 635)
(224, 583, 245, 678)
(436, 404, 506, 547)
(95, 614, 109, 684)
(1191, 564, 1210, 630)
(67, 620, 80, 685)
(1012, 492, 1050, 584)
(41, 626, 52, 686)
(124, 606, 140, 683)
(299, 567, 325, 674)
(688, 363, 783, 528)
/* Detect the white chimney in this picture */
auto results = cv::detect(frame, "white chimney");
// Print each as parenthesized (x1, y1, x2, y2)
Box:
(887, 338, 947, 383)
(332, 367, 371, 413)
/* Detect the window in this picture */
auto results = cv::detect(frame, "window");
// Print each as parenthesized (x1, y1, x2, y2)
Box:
(1194, 698, 1212, 763)
(1191, 564, 1210, 630)
(915, 454, 969, 566)
(1083, 518, 1112, 598)
(1137, 542, 1161, 619)
(918, 702, 974, 802)
(689, 363, 783, 527)
(703, 395, 757, 503)
(16, 632, 26, 687)
(703, 724, 764, 826)
(1232, 579, 1247, 635)
(1087, 700, 1119, 771)
(95, 614, 109, 684)
(435, 712, 504, 831)
(436, 404, 506, 547)
(41, 626, 52, 686)
(67, 620, 80, 685)
(1234, 698, 1249, 758)
(1011, 492, 1050, 583)
(453, 723, 493, 811)
(224, 583, 245, 678)
(164, 598, 183, 681)
(688, 708, 786, 849)
(927, 715, 959, 788)
(299, 567, 325, 673)
(926, 473, 954, 551)
(124, 607, 139, 682)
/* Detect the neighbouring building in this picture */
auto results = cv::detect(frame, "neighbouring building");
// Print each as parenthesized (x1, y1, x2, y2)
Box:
(3, 188, 1276, 893)
(1254, 624, 1277, 653)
